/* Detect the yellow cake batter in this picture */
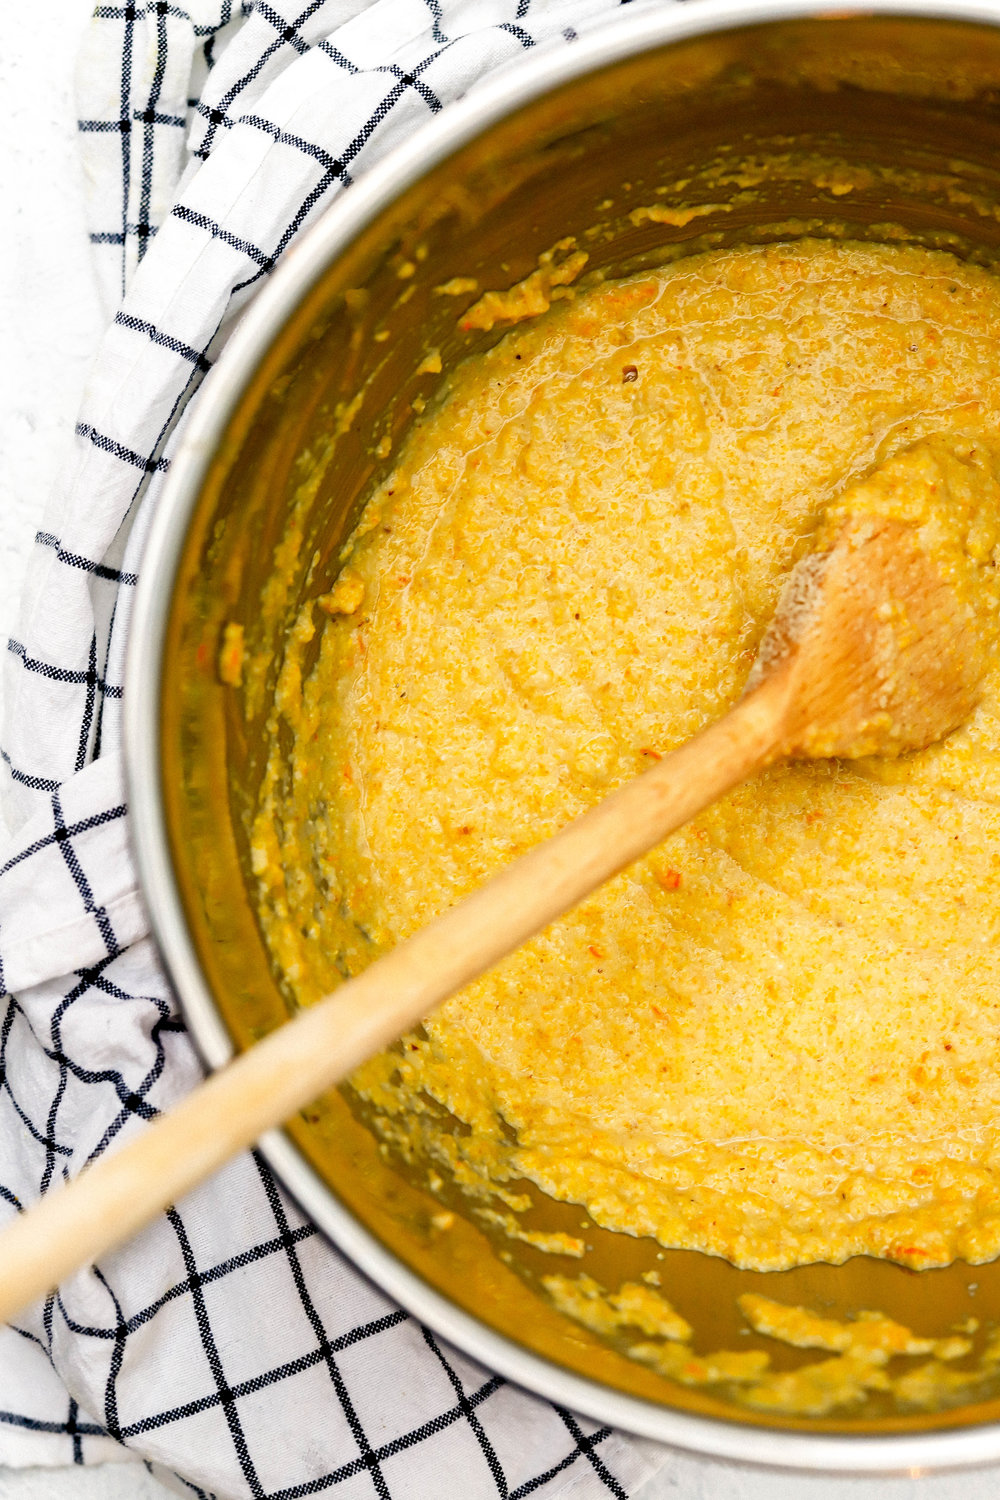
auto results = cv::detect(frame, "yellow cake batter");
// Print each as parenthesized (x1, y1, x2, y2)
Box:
(251, 239, 1000, 1277)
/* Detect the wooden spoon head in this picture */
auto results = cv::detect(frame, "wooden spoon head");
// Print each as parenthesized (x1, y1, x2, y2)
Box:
(760, 514, 990, 760)
(747, 432, 1000, 763)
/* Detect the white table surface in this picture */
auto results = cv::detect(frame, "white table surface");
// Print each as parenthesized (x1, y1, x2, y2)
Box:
(4, 3, 1000, 1497)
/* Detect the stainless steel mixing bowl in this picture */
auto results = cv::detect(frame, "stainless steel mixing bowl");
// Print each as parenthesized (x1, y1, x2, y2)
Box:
(127, 0, 1000, 1472)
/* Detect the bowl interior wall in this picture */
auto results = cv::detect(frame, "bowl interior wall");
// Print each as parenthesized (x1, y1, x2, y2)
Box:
(162, 14, 1000, 1433)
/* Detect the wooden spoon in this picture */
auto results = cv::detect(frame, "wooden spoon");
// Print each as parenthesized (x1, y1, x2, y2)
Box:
(0, 489, 988, 1325)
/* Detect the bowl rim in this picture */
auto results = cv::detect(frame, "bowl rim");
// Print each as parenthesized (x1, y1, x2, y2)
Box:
(125, 0, 1000, 1471)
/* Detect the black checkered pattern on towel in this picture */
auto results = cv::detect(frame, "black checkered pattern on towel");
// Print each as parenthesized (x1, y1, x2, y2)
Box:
(0, 0, 671, 1494)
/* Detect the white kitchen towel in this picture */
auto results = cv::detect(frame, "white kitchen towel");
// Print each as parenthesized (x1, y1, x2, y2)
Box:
(0, 1, 675, 1495)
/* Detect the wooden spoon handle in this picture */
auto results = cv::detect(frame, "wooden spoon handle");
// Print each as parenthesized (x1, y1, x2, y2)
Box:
(0, 676, 786, 1326)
